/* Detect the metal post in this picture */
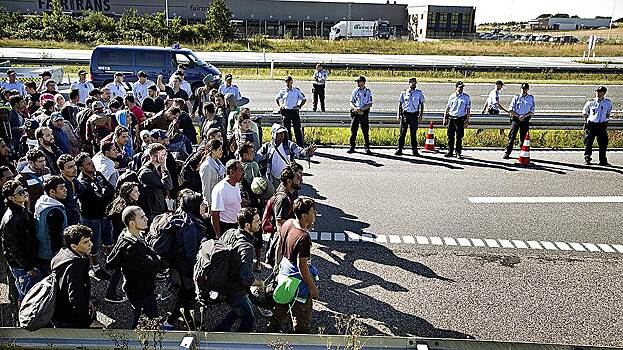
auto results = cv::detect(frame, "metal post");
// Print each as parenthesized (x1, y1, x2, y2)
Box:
(607, 0, 617, 41)
(165, 0, 169, 25)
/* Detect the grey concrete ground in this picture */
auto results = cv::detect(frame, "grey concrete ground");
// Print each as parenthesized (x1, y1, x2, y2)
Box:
(1, 149, 621, 347)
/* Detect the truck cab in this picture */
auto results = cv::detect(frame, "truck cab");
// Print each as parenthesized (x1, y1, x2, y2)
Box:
(89, 44, 222, 94)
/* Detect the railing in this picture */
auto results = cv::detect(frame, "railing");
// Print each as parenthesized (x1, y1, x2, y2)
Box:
(255, 112, 623, 130)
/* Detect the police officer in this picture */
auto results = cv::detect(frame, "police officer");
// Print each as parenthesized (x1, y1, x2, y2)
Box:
(312, 63, 328, 112)
(348, 76, 373, 155)
(70, 70, 95, 105)
(443, 81, 471, 159)
(503, 83, 535, 159)
(131, 71, 155, 106)
(396, 77, 425, 156)
(582, 86, 612, 166)
(218, 73, 241, 100)
(105, 72, 126, 99)
(275, 76, 306, 146)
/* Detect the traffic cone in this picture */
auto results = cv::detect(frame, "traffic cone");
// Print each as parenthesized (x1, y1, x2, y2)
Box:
(423, 122, 436, 153)
(517, 132, 531, 165)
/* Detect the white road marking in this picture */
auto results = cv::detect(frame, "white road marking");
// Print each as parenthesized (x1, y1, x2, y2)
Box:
(375, 234, 388, 243)
(361, 234, 375, 242)
(583, 243, 601, 252)
(569, 242, 587, 252)
(469, 196, 623, 204)
(321, 232, 332, 241)
(430, 237, 443, 245)
(554, 242, 573, 251)
(403, 235, 415, 244)
(512, 240, 529, 249)
(597, 244, 615, 253)
(527, 241, 543, 249)
(485, 239, 500, 248)
(347, 232, 361, 242)
(416, 236, 429, 245)
(389, 235, 402, 244)
(334, 232, 346, 241)
(541, 241, 558, 250)
(457, 238, 472, 247)
(471, 238, 486, 247)
(444, 237, 458, 246)
(480, 94, 586, 98)
(612, 244, 623, 253)
(499, 239, 515, 248)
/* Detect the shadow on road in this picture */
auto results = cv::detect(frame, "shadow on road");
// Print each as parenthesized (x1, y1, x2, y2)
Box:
(314, 151, 384, 168)
(371, 152, 464, 170)
(532, 158, 623, 175)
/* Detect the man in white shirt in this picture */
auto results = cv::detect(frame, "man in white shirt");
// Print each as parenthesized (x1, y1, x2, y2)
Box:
(131, 71, 155, 106)
(312, 63, 328, 112)
(211, 159, 243, 238)
(92, 142, 120, 188)
(70, 70, 94, 104)
(218, 74, 241, 100)
(105, 72, 126, 99)
(1, 70, 26, 96)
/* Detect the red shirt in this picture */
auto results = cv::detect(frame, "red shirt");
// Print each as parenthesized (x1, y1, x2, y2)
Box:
(130, 105, 145, 125)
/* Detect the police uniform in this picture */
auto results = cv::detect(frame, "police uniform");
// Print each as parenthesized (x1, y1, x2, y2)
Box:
(275, 83, 306, 146)
(132, 80, 155, 105)
(70, 80, 95, 104)
(218, 84, 241, 100)
(312, 69, 328, 112)
(445, 88, 471, 156)
(582, 92, 612, 165)
(485, 88, 501, 114)
(397, 87, 425, 154)
(505, 91, 535, 156)
(105, 81, 126, 99)
(349, 81, 373, 152)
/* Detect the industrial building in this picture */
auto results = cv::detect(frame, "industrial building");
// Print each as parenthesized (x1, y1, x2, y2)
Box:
(407, 5, 476, 40)
(0, 0, 408, 38)
(528, 16, 612, 30)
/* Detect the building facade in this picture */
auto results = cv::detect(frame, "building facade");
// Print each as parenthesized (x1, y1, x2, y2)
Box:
(408, 5, 476, 40)
(0, 0, 407, 38)
(528, 16, 612, 30)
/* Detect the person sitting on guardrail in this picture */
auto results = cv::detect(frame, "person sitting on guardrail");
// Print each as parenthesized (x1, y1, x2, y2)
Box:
(1, 70, 26, 97)
(36, 71, 52, 94)
(348, 76, 373, 155)
(582, 86, 612, 166)
(503, 83, 535, 159)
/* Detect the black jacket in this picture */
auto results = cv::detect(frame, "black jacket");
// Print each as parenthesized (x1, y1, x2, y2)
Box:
(51, 248, 91, 328)
(219, 229, 255, 296)
(138, 162, 172, 219)
(77, 171, 115, 220)
(106, 229, 163, 298)
(0, 201, 38, 270)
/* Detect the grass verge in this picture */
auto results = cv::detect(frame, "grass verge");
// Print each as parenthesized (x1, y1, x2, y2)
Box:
(261, 128, 623, 149)
(2, 37, 623, 57)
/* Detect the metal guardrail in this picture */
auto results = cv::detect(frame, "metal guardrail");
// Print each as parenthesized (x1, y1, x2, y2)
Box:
(0, 327, 620, 350)
(256, 112, 623, 130)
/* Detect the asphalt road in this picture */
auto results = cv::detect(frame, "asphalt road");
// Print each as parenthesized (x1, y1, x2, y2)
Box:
(236, 80, 623, 113)
(1, 149, 621, 347)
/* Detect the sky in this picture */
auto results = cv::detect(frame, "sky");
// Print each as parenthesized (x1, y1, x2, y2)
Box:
(301, 0, 623, 24)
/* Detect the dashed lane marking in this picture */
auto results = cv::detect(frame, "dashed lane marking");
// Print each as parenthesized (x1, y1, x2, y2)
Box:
(308, 232, 622, 255)
(469, 196, 623, 204)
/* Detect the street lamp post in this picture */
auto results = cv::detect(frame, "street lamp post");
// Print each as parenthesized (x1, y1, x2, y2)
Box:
(607, 0, 616, 41)
(165, 0, 169, 25)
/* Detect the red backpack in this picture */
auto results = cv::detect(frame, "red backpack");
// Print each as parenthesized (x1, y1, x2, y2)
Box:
(261, 192, 291, 234)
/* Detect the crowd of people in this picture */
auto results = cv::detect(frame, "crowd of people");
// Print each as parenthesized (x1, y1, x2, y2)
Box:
(0, 67, 319, 333)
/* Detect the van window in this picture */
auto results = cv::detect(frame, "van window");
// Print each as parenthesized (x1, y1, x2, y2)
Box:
(97, 50, 132, 67)
(136, 52, 165, 67)
(175, 53, 190, 66)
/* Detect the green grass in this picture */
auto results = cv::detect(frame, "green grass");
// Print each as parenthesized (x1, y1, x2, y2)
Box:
(261, 127, 623, 148)
(3, 37, 623, 57)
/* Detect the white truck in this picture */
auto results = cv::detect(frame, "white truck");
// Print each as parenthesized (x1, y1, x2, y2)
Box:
(329, 20, 391, 40)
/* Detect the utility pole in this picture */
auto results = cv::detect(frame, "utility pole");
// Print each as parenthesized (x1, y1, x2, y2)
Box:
(607, 0, 616, 41)
(165, 0, 170, 25)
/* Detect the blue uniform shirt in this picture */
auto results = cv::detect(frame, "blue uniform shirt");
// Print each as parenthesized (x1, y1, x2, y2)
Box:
(313, 70, 328, 85)
(218, 84, 241, 100)
(276, 87, 306, 109)
(446, 92, 471, 117)
(583, 98, 612, 123)
(1, 81, 26, 96)
(351, 87, 373, 109)
(509, 94, 535, 115)
(399, 88, 425, 113)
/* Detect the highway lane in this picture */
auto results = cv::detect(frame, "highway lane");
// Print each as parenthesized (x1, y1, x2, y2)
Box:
(236, 80, 623, 113)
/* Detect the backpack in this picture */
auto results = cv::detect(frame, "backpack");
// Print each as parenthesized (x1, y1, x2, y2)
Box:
(193, 237, 236, 304)
(19, 273, 58, 331)
(145, 212, 185, 263)
(261, 191, 291, 234)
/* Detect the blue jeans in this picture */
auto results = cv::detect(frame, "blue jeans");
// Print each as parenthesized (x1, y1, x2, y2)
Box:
(128, 292, 159, 329)
(80, 217, 113, 256)
(10, 267, 44, 301)
(214, 293, 256, 332)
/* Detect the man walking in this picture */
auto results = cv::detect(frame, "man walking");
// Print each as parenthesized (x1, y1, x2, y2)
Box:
(443, 81, 471, 159)
(582, 86, 612, 166)
(138, 143, 173, 221)
(503, 83, 535, 159)
(34, 176, 68, 269)
(348, 76, 373, 155)
(211, 159, 243, 238)
(312, 63, 328, 112)
(396, 78, 425, 156)
(275, 76, 306, 147)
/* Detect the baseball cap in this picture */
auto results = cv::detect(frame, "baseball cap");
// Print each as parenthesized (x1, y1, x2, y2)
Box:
(77, 69, 87, 75)
(408, 77, 417, 83)
(50, 112, 64, 122)
(114, 72, 124, 77)
(91, 100, 105, 110)
(284, 75, 293, 82)
(149, 129, 168, 140)
(202, 75, 214, 85)
(455, 81, 465, 88)
(39, 93, 55, 103)
(356, 76, 366, 83)
(137, 71, 148, 78)
(521, 83, 530, 89)
(6, 69, 16, 76)
(39, 71, 52, 77)
(224, 73, 233, 80)
(596, 86, 607, 93)
(495, 80, 504, 85)
(25, 119, 39, 129)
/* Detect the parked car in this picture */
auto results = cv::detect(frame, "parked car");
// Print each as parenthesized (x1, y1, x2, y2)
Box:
(89, 44, 222, 94)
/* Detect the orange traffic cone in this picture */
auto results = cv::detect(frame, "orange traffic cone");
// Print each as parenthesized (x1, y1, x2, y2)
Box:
(423, 122, 436, 152)
(517, 132, 531, 165)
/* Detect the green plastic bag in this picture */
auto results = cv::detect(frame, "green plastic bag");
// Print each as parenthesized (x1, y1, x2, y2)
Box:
(272, 275, 301, 304)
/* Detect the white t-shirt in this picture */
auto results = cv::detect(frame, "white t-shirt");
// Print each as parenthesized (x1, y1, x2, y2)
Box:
(211, 178, 241, 223)
(270, 144, 289, 179)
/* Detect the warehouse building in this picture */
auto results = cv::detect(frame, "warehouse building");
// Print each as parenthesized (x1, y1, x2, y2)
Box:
(1, 0, 407, 38)
(528, 16, 612, 30)
(407, 5, 476, 40)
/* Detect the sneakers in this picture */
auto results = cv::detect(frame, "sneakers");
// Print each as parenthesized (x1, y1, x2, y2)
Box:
(104, 293, 127, 304)
(346, 148, 355, 154)
(257, 307, 273, 318)
(502, 153, 511, 159)
(89, 268, 111, 281)
(365, 148, 373, 155)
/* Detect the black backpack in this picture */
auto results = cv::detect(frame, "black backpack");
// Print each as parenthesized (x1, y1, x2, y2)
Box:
(145, 212, 185, 263)
(19, 273, 58, 331)
(194, 234, 238, 304)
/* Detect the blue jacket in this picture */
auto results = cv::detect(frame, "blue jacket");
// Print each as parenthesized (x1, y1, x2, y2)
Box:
(173, 211, 206, 280)
(34, 195, 68, 261)
(51, 125, 71, 155)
